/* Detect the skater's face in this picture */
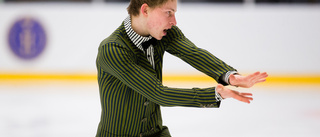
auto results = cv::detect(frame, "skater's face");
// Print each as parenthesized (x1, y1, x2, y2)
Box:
(145, 0, 177, 40)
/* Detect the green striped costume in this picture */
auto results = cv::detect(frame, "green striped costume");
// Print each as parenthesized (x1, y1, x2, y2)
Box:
(96, 22, 236, 137)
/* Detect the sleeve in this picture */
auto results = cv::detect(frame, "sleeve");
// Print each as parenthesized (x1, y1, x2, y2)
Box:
(165, 26, 237, 84)
(97, 42, 220, 108)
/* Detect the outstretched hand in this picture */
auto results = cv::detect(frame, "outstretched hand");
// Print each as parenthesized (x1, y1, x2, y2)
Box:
(216, 84, 253, 104)
(216, 71, 268, 103)
(229, 71, 268, 88)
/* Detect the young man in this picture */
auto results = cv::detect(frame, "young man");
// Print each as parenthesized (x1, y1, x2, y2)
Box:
(95, 0, 268, 136)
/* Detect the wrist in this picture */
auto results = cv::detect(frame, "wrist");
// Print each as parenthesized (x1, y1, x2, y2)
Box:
(215, 84, 225, 100)
(228, 72, 240, 87)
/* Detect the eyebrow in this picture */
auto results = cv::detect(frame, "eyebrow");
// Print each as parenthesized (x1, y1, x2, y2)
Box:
(168, 8, 177, 13)
(162, 6, 177, 13)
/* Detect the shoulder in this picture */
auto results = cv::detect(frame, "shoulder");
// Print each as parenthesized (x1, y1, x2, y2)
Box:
(97, 23, 133, 60)
(100, 24, 127, 46)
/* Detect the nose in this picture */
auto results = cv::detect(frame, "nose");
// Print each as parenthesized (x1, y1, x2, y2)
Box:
(170, 15, 177, 26)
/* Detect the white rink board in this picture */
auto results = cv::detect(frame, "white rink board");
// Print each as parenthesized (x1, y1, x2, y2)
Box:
(0, 3, 320, 74)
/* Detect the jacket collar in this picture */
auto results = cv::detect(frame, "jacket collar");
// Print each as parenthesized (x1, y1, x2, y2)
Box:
(124, 16, 152, 52)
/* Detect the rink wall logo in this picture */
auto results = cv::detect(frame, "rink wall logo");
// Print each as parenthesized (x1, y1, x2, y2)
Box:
(8, 17, 47, 60)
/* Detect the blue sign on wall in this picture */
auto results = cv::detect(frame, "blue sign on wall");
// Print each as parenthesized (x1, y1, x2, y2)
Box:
(8, 17, 47, 60)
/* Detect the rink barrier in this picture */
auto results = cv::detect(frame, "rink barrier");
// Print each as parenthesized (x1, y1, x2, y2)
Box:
(1, 73, 320, 86)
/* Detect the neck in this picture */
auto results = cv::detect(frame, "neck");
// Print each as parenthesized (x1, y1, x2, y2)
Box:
(131, 15, 149, 37)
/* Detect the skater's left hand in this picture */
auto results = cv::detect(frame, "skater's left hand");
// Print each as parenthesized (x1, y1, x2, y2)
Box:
(229, 71, 268, 88)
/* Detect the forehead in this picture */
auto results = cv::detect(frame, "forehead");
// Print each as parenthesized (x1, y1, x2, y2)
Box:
(158, 0, 177, 12)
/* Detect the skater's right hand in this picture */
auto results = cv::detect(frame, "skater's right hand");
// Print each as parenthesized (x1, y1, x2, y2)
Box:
(216, 84, 253, 104)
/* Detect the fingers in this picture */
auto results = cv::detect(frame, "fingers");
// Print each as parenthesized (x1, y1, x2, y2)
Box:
(228, 89, 253, 104)
(235, 96, 253, 104)
(252, 71, 261, 77)
(256, 79, 267, 84)
(232, 71, 268, 88)
(247, 71, 260, 79)
(233, 91, 253, 104)
(250, 71, 268, 85)
(255, 72, 268, 83)
(255, 72, 268, 80)
(250, 71, 268, 79)
(233, 95, 252, 104)
(239, 92, 252, 96)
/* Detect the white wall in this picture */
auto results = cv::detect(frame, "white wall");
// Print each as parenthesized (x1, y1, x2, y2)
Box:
(1, 3, 320, 75)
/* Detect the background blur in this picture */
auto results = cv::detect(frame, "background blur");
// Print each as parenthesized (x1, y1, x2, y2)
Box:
(1, 0, 320, 137)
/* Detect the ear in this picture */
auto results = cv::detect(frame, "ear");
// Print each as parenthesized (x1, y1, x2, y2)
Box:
(140, 3, 149, 17)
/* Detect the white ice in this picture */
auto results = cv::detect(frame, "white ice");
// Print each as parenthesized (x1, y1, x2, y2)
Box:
(1, 82, 319, 137)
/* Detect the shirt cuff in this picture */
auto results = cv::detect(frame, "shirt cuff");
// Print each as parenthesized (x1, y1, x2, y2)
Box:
(215, 91, 223, 102)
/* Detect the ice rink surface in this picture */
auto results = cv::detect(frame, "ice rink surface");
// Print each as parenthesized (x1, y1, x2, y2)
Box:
(1, 81, 319, 137)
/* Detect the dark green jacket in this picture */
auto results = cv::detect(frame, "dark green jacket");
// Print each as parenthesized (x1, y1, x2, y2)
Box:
(96, 23, 235, 137)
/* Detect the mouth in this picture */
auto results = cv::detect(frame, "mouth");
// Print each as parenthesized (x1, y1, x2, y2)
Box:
(163, 29, 168, 35)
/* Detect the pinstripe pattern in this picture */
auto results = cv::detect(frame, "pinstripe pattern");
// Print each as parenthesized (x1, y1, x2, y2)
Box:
(96, 22, 236, 137)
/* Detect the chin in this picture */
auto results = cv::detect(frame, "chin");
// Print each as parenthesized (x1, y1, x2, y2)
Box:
(154, 36, 162, 40)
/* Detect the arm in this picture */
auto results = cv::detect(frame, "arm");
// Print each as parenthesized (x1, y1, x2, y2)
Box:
(164, 26, 268, 104)
(97, 42, 221, 108)
(164, 26, 236, 84)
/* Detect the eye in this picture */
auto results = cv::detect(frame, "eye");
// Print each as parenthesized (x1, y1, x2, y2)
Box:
(167, 11, 171, 16)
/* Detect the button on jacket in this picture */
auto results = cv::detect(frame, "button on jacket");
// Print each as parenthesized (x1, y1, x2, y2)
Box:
(96, 22, 236, 137)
